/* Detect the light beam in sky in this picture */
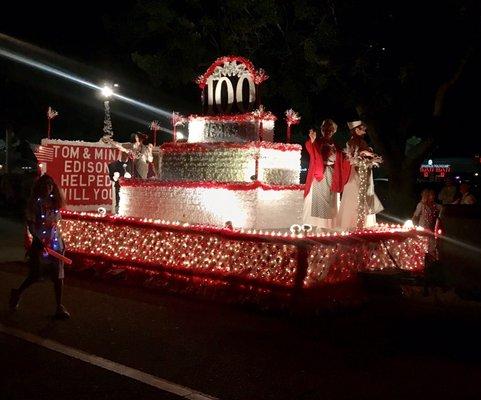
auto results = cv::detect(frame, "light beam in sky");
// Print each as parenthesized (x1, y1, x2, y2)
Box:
(0, 41, 172, 119)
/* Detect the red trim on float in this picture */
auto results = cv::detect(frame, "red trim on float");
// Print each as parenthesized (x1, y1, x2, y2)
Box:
(188, 112, 277, 122)
(160, 141, 302, 153)
(119, 179, 304, 191)
(60, 210, 430, 244)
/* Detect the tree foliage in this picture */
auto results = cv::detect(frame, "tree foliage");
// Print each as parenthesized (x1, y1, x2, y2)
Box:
(108, 0, 480, 215)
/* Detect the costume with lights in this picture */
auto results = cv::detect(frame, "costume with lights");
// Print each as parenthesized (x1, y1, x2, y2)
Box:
(26, 194, 65, 280)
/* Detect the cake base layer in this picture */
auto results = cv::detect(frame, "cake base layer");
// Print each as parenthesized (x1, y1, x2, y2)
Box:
(118, 179, 304, 229)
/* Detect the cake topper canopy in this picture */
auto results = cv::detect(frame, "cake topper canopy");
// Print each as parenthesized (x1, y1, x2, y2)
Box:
(196, 56, 269, 115)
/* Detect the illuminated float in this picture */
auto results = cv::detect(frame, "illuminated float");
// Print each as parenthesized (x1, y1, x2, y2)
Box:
(38, 56, 429, 307)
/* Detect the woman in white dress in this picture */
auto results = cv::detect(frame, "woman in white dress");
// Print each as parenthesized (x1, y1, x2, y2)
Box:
(129, 133, 154, 179)
(107, 133, 155, 179)
(302, 119, 346, 230)
(337, 121, 383, 230)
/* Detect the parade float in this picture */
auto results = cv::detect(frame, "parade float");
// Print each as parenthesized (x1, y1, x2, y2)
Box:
(35, 56, 429, 308)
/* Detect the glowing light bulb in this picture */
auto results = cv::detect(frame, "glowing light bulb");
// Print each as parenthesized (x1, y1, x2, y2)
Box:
(101, 85, 114, 98)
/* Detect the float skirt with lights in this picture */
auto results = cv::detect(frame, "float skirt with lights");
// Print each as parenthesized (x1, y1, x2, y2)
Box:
(59, 210, 429, 308)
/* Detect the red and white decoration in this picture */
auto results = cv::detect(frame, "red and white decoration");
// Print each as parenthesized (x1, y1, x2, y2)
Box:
(37, 55, 431, 307)
(188, 112, 276, 143)
(36, 139, 123, 211)
(285, 109, 301, 143)
(196, 56, 268, 114)
(192, 56, 274, 142)
(171, 112, 186, 143)
(59, 211, 428, 305)
(47, 106, 58, 139)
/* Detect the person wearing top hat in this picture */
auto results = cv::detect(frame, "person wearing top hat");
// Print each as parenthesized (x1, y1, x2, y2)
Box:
(302, 119, 350, 230)
(337, 120, 383, 230)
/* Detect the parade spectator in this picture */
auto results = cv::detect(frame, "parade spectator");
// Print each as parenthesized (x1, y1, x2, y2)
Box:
(412, 188, 442, 259)
(9, 174, 70, 319)
(438, 176, 457, 205)
(454, 182, 476, 204)
(106, 133, 153, 179)
(123, 133, 154, 179)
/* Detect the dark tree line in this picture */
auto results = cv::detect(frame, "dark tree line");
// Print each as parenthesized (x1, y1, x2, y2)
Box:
(0, 1, 477, 217)
(106, 0, 480, 216)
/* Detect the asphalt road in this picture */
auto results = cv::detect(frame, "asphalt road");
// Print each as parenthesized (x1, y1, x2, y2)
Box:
(2, 216, 481, 399)
(0, 332, 181, 400)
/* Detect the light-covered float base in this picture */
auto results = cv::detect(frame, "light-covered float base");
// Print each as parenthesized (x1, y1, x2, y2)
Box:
(159, 142, 301, 185)
(59, 211, 429, 307)
(118, 179, 304, 230)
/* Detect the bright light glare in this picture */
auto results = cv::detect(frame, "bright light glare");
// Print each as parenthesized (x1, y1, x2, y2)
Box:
(101, 85, 114, 98)
(200, 189, 247, 227)
(0, 46, 171, 118)
(403, 219, 414, 229)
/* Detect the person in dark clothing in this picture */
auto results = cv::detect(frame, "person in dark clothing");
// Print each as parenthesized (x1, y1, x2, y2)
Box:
(9, 174, 70, 319)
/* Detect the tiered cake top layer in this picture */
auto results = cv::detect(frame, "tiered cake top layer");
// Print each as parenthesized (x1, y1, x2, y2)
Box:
(188, 113, 276, 143)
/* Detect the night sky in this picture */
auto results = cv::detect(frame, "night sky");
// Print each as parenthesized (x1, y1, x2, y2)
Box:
(0, 2, 480, 158)
(0, 2, 172, 144)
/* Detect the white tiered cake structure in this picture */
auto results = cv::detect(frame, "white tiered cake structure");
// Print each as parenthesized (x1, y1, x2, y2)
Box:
(118, 56, 304, 229)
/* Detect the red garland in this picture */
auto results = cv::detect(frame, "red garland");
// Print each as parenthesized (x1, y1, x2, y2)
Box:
(61, 210, 431, 245)
(195, 55, 268, 90)
(119, 178, 304, 192)
(160, 141, 302, 153)
(188, 112, 277, 123)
